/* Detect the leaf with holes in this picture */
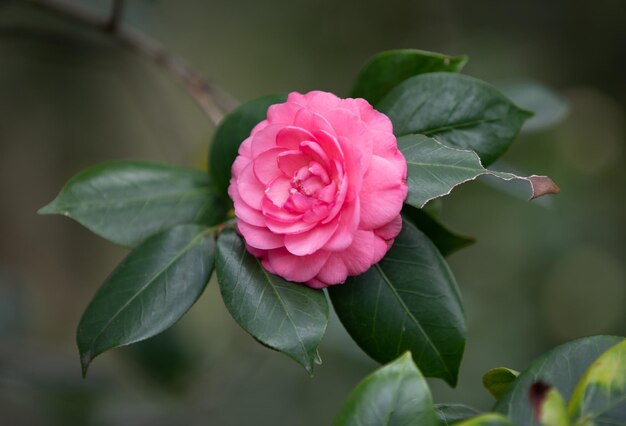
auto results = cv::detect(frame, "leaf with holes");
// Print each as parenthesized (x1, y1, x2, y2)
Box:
(378, 72, 532, 165)
(39, 162, 228, 247)
(398, 134, 559, 208)
(351, 49, 468, 106)
(215, 228, 328, 373)
(330, 219, 466, 386)
(77, 224, 215, 376)
(334, 352, 437, 426)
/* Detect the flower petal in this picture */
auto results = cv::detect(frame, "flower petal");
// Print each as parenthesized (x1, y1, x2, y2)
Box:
(237, 221, 284, 250)
(266, 248, 331, 282)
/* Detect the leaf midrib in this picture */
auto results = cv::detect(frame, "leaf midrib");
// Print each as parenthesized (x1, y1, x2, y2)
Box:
(54, 187, 213, 210)
(373, 263, 451, 381)
(82, 228, 210, 355)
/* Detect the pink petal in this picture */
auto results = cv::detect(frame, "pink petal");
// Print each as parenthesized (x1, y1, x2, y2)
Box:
(250, 124, 283, 157)
(374, 215, 403, 241)
(323, 198, 359, 251)
(236, 161, 266, 210)
(264, 176, 292, 207)
(277, 150, 310, 176)
(265, 217, 317, 235)
(314, 255, 349, 287)
(267, 102, 301, 124)
(336, 230, 388, 276)
(276, 126, 316, 150)
(266, 248, 331, 282)
(359, 154, 407, 230)
(237, 221, 284, 250)
(253, 147, 284, 184)
(262, 198, 303, 223)
(284, 220, 339, 256)
(229, 181, 266, 227)
(293, 108, 334, 134)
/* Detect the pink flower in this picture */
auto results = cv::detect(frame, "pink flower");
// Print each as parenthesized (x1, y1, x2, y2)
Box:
(228, 91, 408, 288)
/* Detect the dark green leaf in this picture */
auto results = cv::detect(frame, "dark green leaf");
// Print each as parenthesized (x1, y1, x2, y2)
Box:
(456, 414, 514, 426)
(39, 162, 227, 247)
(497, 80, 569, 133)
(330, 219, 466, 386)
(568, 339, 626, 425)
(435, 404, 481, 425)
(403, 205, 474, 256)
(209, 94, 287, 196)
(378, 72, 532, 165)
(398, 134, 559, 208)
(335, 352, 437, 426)
(494, 336, 624, 426)
(215, 229, 328, 373)
(77, 224, 214, 376)
(483, 367, 520, 400)
(351, 49, 468, 106)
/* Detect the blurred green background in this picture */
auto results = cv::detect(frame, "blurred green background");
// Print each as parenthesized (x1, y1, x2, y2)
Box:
(0, 0, 624, 424)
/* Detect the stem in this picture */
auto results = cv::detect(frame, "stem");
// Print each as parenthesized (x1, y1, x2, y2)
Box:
(24, 0, 237, 126)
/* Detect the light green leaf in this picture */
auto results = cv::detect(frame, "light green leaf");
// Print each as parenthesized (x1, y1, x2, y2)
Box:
(402, 205, 475, 257)
(435, 404, 481, 425)
(568, 339, 626, 426)
(215, 229, 328, 374)
(495, 336, 624, 426)
(533, 386, 570, 426)
(334, 352, 437, 426)
(398, 134, 559, 208)
(351, 49, 468, 106)
(77, 224, 214, 376)
(456, 414, 514, 426)
(378, 72, 532, 165)
(209, 94, 287, 196)
(39, 161, 228, 247)
(330, 219, 466, 386)
(483, 367, 520, 400)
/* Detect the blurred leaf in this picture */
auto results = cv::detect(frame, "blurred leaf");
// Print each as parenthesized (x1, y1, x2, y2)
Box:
(378, 72, 532, 165)
(40, 162, 228, 247)
(494, 336, 624, 426)
(483, 367, 520, 400)
(77, 225, 214, 376)
(215, 229, 328, 374)
(351, 49, 468, 106)
(330, 219, 466, 386)
(497, 80, 569, 133)
(436, 404, 481, 425)
(456, 414, 514, 426)
(334, 352, 437, 426)
(398, 134, 559, 208)
(209, 94, 287, 196)
(402, 205, 475, 256)
(528, 383, 570, 426)
(568, 339, 626, 425)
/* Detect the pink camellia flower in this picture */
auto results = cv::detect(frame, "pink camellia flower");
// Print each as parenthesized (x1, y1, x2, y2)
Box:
(228, 91, 408, 288)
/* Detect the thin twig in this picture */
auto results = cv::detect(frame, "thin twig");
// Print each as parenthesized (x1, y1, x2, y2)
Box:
(24, 0, 238, 126)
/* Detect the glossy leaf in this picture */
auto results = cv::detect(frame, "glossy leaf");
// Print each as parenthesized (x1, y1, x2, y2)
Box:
(568, 339, 626, 425)
(483, 367, 520, 400)
(378, 72, 532, 165)
(335, 352, 436, 426)
(39, 162, 227, 247)
(77, 225, 215, 376)
(403, 205, 475, 256)
(215, 229, 328, 373)
(495, 336, 624, 426)
(351, 49, 468, 106)
(209, 94, 287, 196)
(436, 404, 481, 425)
(398, 134, 559, 208)
(497, 80, 569, 133)
(456, 414, 514, 426)
(330, 219, 466, 386)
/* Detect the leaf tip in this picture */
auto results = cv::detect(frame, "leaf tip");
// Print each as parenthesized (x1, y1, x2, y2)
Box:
(528, 175, 560, 200)
(80, 351, 93, 378)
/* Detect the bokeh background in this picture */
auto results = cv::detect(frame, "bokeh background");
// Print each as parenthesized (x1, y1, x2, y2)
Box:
(1, 0, 625, 424)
